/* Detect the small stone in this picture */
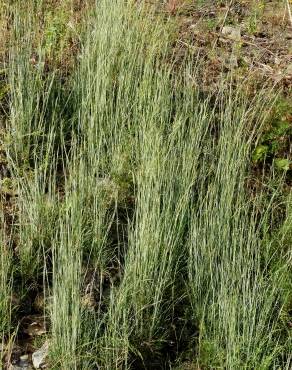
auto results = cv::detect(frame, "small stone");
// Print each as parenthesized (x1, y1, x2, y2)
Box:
(285, 64, 292, 76)
(8, 361, 33, 370)
(81, 292, 96, 311)
(221, 26, 241, 41)
(8, 352, 32, 369)
(11, 293, 21, 306)
(5, 344, 22, 365)
(33, 295, 45, 311)
(20, 355, 29, 361)
(22, 316, 47, 337)
(229, 54, 238, 68)
(32, 341, 49, 369)
(189, 24, 200, 35)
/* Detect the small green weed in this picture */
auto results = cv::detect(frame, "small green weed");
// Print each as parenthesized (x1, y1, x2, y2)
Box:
(252, 96, 292, 170)
(247, 1, 265, 34)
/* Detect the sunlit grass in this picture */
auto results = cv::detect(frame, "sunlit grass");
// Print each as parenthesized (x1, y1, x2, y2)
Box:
(2, 0, 291, 369)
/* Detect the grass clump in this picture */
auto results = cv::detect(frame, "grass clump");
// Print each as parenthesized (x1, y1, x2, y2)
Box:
(1, 0, 292, 369)
(187, 90, 291, 369)
(0, 205, 13, 344)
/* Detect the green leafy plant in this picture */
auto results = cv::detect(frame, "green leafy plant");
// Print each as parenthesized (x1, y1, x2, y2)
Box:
(247, 0, 265, 34)
(252, 97, 292, 165)
(274, 158, 291, 171)
(44, 9, 69, 57)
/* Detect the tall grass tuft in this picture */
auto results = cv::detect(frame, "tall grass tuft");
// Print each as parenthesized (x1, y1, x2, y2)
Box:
(0, 201, 13, 365)
(187, 89, 292, 369)
(3, 0, 292, 369)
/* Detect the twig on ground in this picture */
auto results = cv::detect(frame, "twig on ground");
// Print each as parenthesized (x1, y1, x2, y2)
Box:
(287, 0, 292, 27)
(212, 0, 234, 50)
(211, 31, 277, 57)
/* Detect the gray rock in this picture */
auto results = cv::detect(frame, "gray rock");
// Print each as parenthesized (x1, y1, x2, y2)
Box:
(32, 341, 49, 369)
(222, 26, 241, 41)
(8, 358, 33, 370)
